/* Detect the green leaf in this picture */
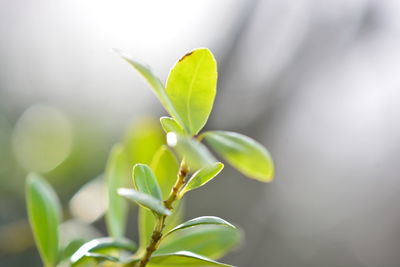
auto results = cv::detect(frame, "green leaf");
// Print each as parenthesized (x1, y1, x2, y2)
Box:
(115, 50, 185, 130)
(150, 145, 179, 198)
(148, 251, 234, 267)
(138, 146, 180, 251)
(105, 144, 129, 239)
(164, 216, 235, 237)
(160, 116, 185, 135)
(124, 118, 165, 165)
(157, 225, 241, 260)
(133, 164, 163, 201)
(166, 48, 218, 135)
(70, 237, 136, 265)
(168, 133, 215, 170)
(26, 173, 61, 267)
(118, 188, 171, 216)
(203, 131, 274, 182)
(179, 162, 224, 197)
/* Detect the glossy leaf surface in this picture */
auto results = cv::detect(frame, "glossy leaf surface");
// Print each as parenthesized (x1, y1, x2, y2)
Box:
(118, 188, 171, 216)
(26, 173, 61, 267)
(148, 251, 233, 267)
(179, 162, 224, 197)
(160, 116, 185, 135)
(133, 164, 162, 200)
(166, 48, 217, 135)
(165, 216, 235, 237)
(203, 131, 274, 182)
(168, 133, 215, 170)
(157, 225, 241, 260)
(105, 144, 129, 238)
(70, 237, 136, 265)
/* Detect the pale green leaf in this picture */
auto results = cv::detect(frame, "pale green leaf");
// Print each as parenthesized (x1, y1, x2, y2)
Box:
(166, 48, 217, 135)
(168, 133, 215, 170)
(26, 173, 61, 267)
(160, 117, 185, 135)
(203, 131, 274, 182)
(179, 162, 224, 197)
(150, 145, 179, 198)
(123, 118, 165, 165)
(164, 216, 235, 238)
(148, 251, 234, 267)
(105, 144, 129, 239)
(157, 225, 241, 260)
(115, 50, 185, 130)
(133, 164, 162, 200)
(118, 188, 171, 216)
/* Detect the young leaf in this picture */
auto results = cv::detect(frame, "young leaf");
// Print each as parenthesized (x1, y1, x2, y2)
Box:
(150, 145, 179, 198)
(137, 147, 181, 251)
(118, 188, 171, 216)
(26, 173, 61, 267)
(133, 164, 162, 200)
(148, 251, 234, 266)
(160, 116, 185, 135)
(115, 50, 185, 130)
(157, 226, 241, 260)
(167, 132, 216, 170)
(124, 118, 165, 165)
(105, 144, 129, 239)
(203, 131, 274, 182)
(179, 162, 224, 197)
(70, 237, 136, 265)
(166, 48, 218, 135)
(164, 216, 235, 237)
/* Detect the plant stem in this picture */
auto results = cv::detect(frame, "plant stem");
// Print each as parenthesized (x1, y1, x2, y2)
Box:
(138, 160, 188, 267)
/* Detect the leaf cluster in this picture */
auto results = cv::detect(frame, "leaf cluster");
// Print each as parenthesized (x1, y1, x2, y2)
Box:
(26, 48, 275, 267)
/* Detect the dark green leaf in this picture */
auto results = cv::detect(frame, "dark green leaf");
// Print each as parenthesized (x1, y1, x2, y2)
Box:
(166, 48, 218, 135)
(203, 131, 274, 182)
(148, 251, 234, 266)
(160, 117, 185, 135)
(157, 225, 241, 260)
(179, 162, 224, 197)
(118, 188, 171, 216)
(115, 50, 185, 130)
(105, 144, 129, 239)
(26, 173, 61, 267)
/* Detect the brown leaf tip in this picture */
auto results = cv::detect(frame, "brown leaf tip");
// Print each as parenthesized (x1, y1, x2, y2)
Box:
(179, 51, 194, 62)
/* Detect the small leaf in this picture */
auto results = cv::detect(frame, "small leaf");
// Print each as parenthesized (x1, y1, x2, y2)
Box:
(26, 173, 61, 267)
(179, 162, 224, 197)
(138, 146, 180, 251)
(105, 144, 129, 239)
(70, 237, 136, 265)
(166, 48, 218, 135)
(133, 164, 162, 201)
(164, 216, 235, 237)
(160, 116, 185, 135)
(148, 251, 234, 267)
(123, 118, 165, 165)
(118, 188, 171, 216)
(157, 225, 241, 260)
(150, 145, 179, 198)
(203, 131, 274, 182)
(115, 50, 185, 130)
(168, 133, 216, 170)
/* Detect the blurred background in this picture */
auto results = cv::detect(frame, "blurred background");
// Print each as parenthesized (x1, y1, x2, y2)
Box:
(1, 0, 400, 266)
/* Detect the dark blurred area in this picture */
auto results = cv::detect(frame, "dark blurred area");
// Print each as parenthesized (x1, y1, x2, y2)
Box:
(1, 0, 400, 266)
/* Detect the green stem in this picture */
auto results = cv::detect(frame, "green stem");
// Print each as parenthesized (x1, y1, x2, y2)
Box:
(138, 160, 188, 267)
